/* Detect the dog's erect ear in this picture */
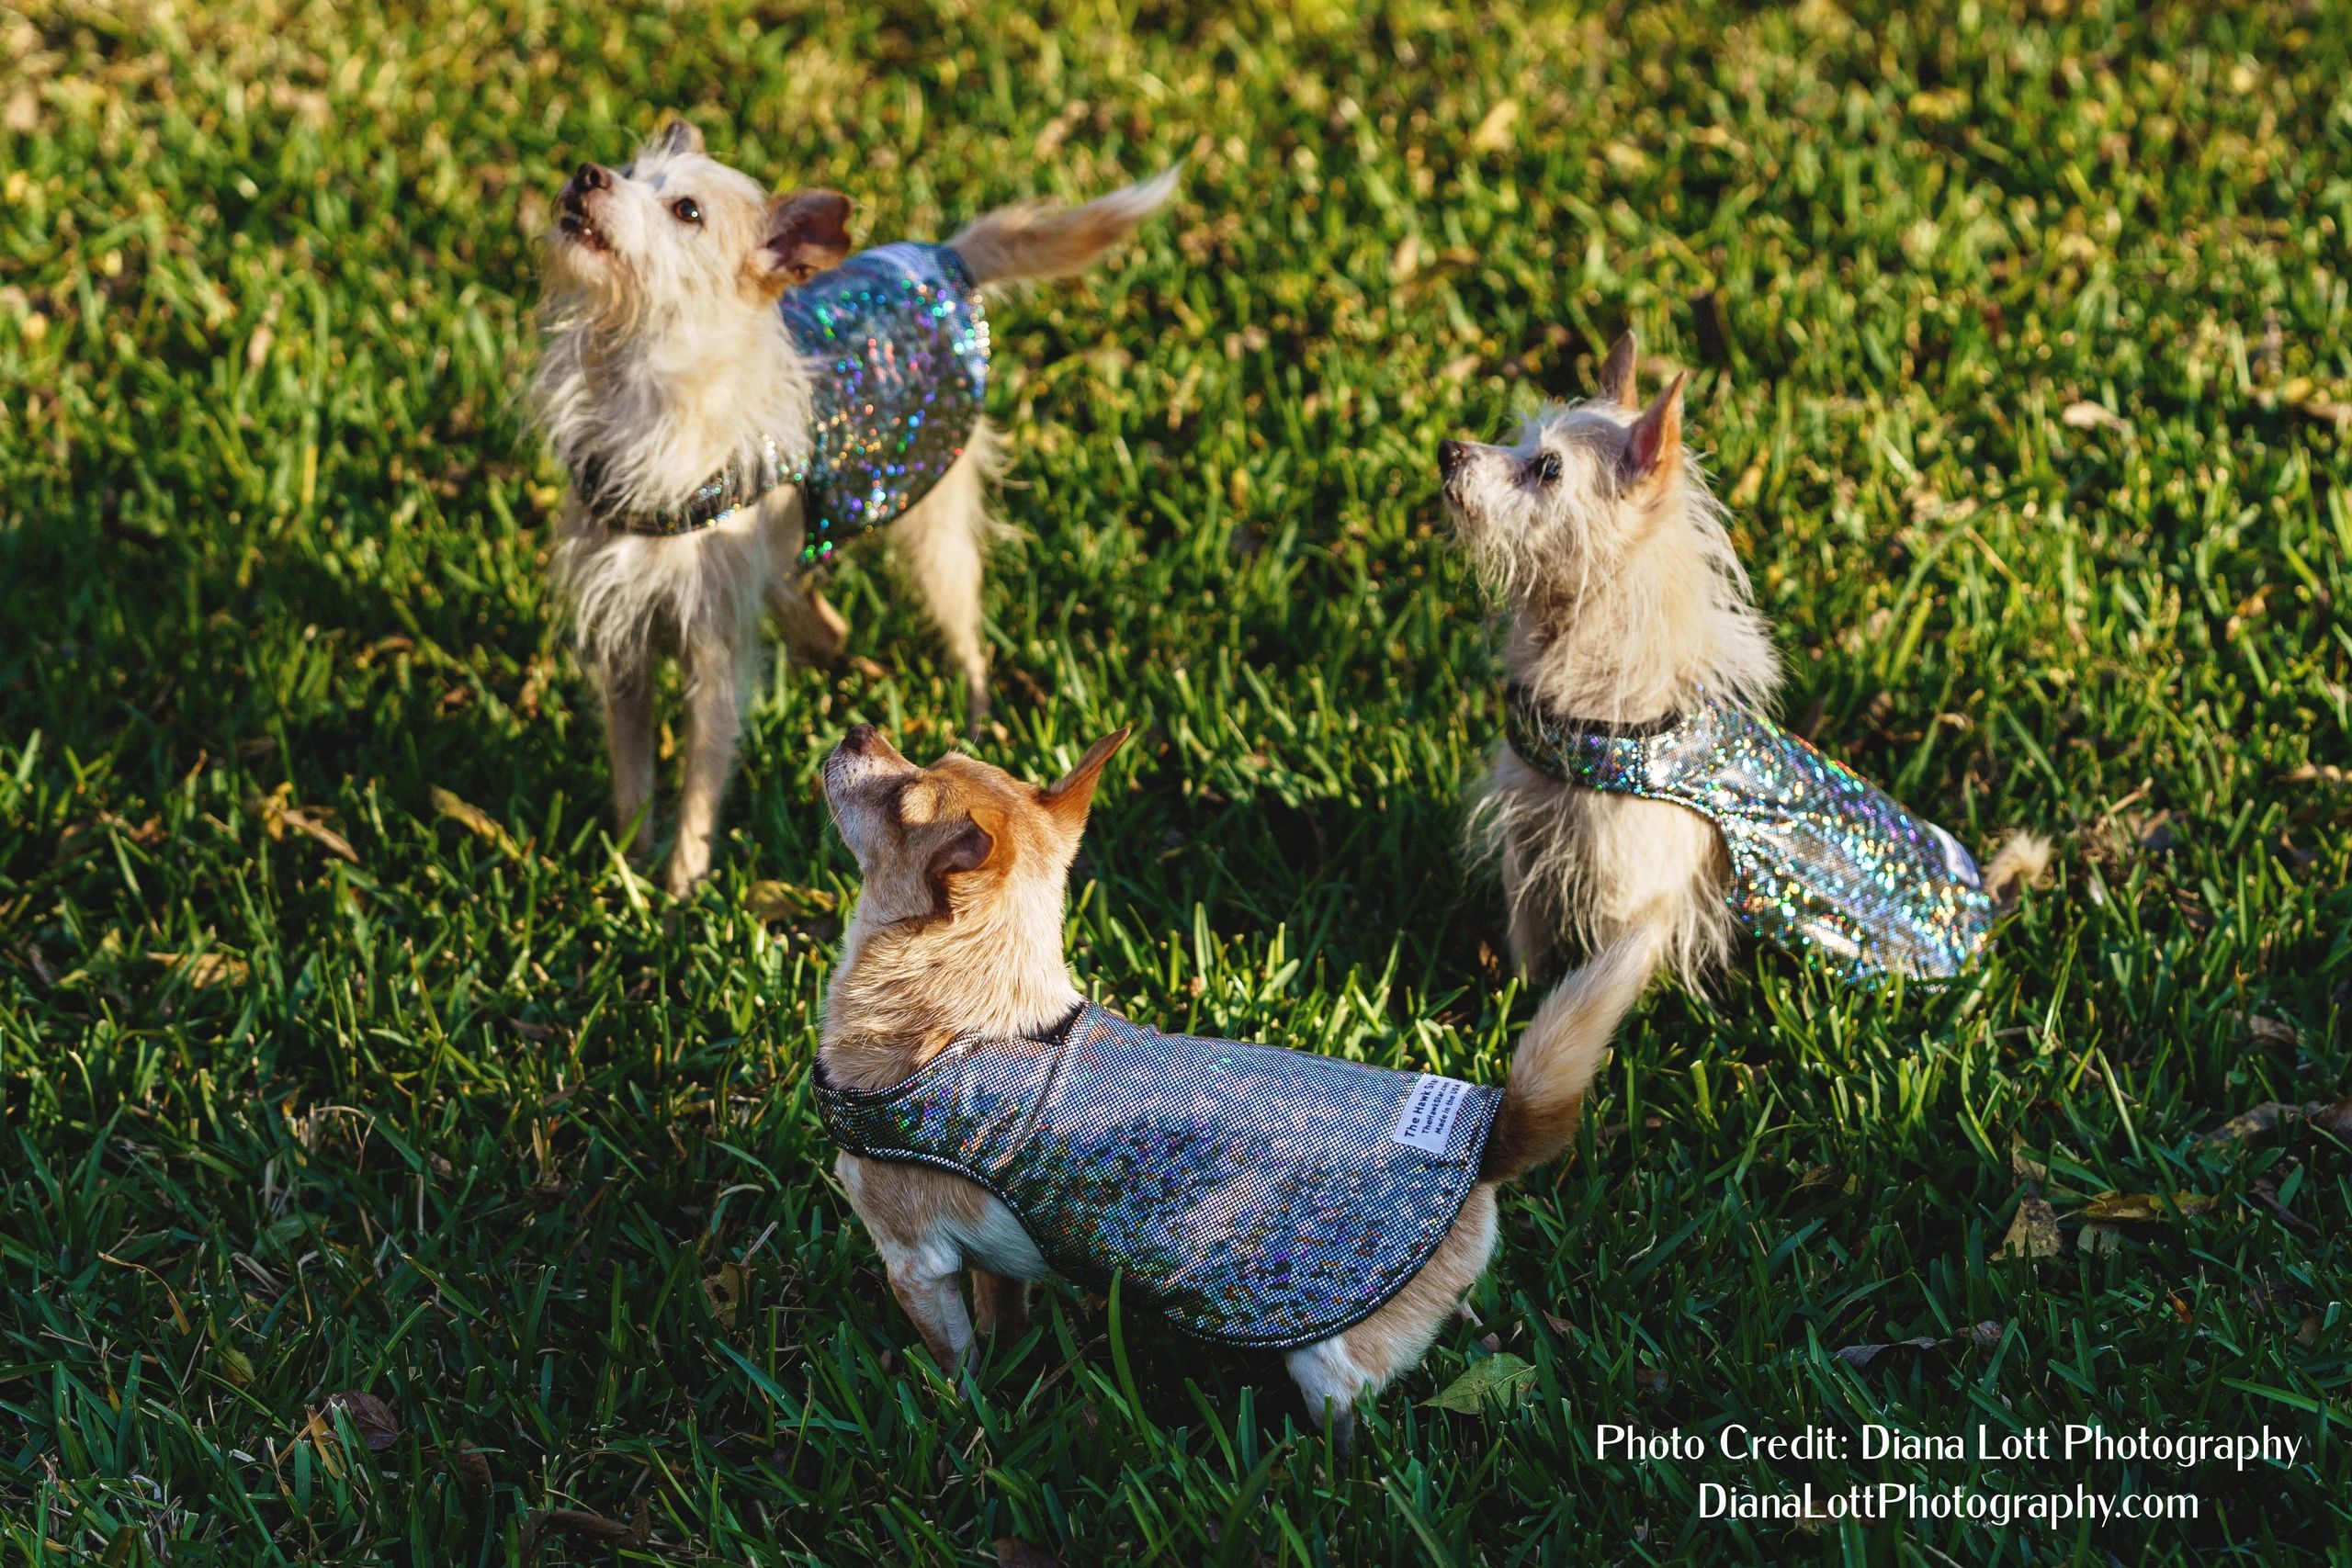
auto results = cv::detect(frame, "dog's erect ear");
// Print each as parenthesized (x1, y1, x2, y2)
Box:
(754, 190, 853, 288)
(652, 118, 705, 158)
(1617, 372, 1685, 496)
(1596, 331, 1639, 411)
(1038, 728, 1131, 829)
(925, 805, 1009, 910)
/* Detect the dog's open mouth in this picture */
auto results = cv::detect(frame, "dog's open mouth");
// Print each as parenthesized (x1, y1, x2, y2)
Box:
(556, 200, 610, 254)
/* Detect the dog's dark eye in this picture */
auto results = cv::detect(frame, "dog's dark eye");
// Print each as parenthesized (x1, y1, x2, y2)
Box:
(671, 197, 702, 225)
(1530, 452, 1562, 485)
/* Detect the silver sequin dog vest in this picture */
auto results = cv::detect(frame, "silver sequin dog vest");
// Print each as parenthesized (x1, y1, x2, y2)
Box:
(1507, 685, 1994, 978)
(586, 242, 988, 569)
(815, 1002, 1501, 1349)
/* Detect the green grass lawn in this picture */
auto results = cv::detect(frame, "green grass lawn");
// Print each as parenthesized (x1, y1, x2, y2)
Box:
(5, 0, 2350, 1560)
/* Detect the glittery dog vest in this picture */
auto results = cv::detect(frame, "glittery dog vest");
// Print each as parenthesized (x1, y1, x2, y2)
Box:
(815, 1002, 1501, 1349)
(1506, 686, 1995, 979)
(588, 242, 988, 569)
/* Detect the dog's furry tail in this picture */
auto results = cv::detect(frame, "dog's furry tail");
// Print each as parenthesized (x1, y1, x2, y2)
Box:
(1478, 928, 1657, 1185)
(1983, 830, 2053, 906)
(948, 165, 1181, 288)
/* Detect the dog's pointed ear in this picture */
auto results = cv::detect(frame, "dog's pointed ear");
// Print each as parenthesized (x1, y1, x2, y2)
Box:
(651, 118, 705, 158)
(754, 189, 853, 290)
(926, 805, 1009, 911)
(1038, 728, 1131, 829)
(1617, 372, 1686, 496)
(1596, 331, 1639, 410)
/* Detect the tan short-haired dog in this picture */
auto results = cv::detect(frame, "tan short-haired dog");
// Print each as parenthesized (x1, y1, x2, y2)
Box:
(532, 118, 1175, 895)
(816, 724, 1653, 1438)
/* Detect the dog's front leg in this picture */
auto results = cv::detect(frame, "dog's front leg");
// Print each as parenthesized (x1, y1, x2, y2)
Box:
(598, 651, 659, 864)
(665, 629, 750, 897)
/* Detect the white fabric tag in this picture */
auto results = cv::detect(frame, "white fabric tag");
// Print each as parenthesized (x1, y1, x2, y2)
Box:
(1392, 1075, 1476, 1156)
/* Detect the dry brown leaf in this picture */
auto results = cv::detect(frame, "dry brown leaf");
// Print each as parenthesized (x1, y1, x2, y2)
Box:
(2009, 1138, 2049, 1182)
(1834, 1335, 1939, 1371)
(1469, 99, 1519, 153)
(1543, 1310, 1573, 1337)
(2198, 1100, 2305, 1149)
(2062, 400, 2124, 430)
(2249, 1179, 2319, 1237)
(2310, 1098, 2352, 1140)
(745, 880, 838, 924)
(250, 783, 359, 863)
(1999, 1190, 2062, 1258)
(153, 951, 249, 990)
(1963, 1321, 2006, 1351)
(323, 1390, 400, 1452)
(449, 1442, 492, 1493)
(431, 787, 520, 857)
(705, 1261, 751, 1332)
(529, 1502, 648, 1547)
(996, 1540, 1063, 1568)
(2078, 1190, 2217, 1224)
(2234, 1011, 2299, 1048)
(2077, 1223, 2127, 1256)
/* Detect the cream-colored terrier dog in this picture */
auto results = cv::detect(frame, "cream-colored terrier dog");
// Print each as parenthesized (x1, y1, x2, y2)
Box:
(815, 723, 1653, 1439)
(532, 119, 1175, 894)
(1444, 333, 2046, 987)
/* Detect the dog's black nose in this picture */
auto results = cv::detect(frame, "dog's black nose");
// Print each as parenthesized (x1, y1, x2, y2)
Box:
(1437, 439, 1467, 479)
(572, 162, 608, 191)
(841, 723, 878, 755)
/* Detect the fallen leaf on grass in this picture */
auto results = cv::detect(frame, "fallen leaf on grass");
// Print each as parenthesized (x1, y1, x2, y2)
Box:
(1469, 99, 1519, 153)
(2196, 1097, 2352, 1150)
(744, 880, 838, 924)
(704, 1262, 750, 1331)
(448, 1443, 491, 1493)
(2078, 1224, 2127, 1256)
(527, 1502, 648, 1548)
(996, 1540, 1063, 1568)
(323, 1390, 400, 1452)
(152, 951, 249, 990)
(2233, 1011, 2299, 1048)
(1835, 1336, 1940, 1371)
(1999, 1190, 2062, 1258)
(2248, 1179, 2319, 1237)
(249, 783, 359, 863)
(431, 787, 520, 857)
(2061, 400, 2125, 430)
(1424, 1352, 1537, 1413)
(2078, 1190, 2217, 1223)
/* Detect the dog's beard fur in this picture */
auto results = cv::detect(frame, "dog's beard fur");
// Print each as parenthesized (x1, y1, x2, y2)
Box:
(530, 141, 819, 519)
(1449, 371, 1779, 988)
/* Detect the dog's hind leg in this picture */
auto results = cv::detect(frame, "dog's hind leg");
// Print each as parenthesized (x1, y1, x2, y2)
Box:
(598, 651, 659, 864)
(890, 434, 1002, 728)
(664, 626, 753, 897)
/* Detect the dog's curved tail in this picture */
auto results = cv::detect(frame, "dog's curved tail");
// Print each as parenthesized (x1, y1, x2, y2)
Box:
(949, 165, 1181, 288)
(1478, 928, 1657, 1185)
(1983, 830, 2053, 908)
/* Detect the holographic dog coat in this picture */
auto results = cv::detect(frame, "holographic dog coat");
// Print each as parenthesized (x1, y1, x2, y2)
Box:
(584, 241, 989, 570)
(1506, 685, 1995, 979)
(815, 1002, 1501, 1349)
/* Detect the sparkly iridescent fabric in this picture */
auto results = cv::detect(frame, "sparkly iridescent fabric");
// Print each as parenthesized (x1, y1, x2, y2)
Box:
(781, 242, 988, 570)
(1507, 686, 1995, 979)
(815, 1002, 1499, 1349)
(585, 242, 987, 558)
